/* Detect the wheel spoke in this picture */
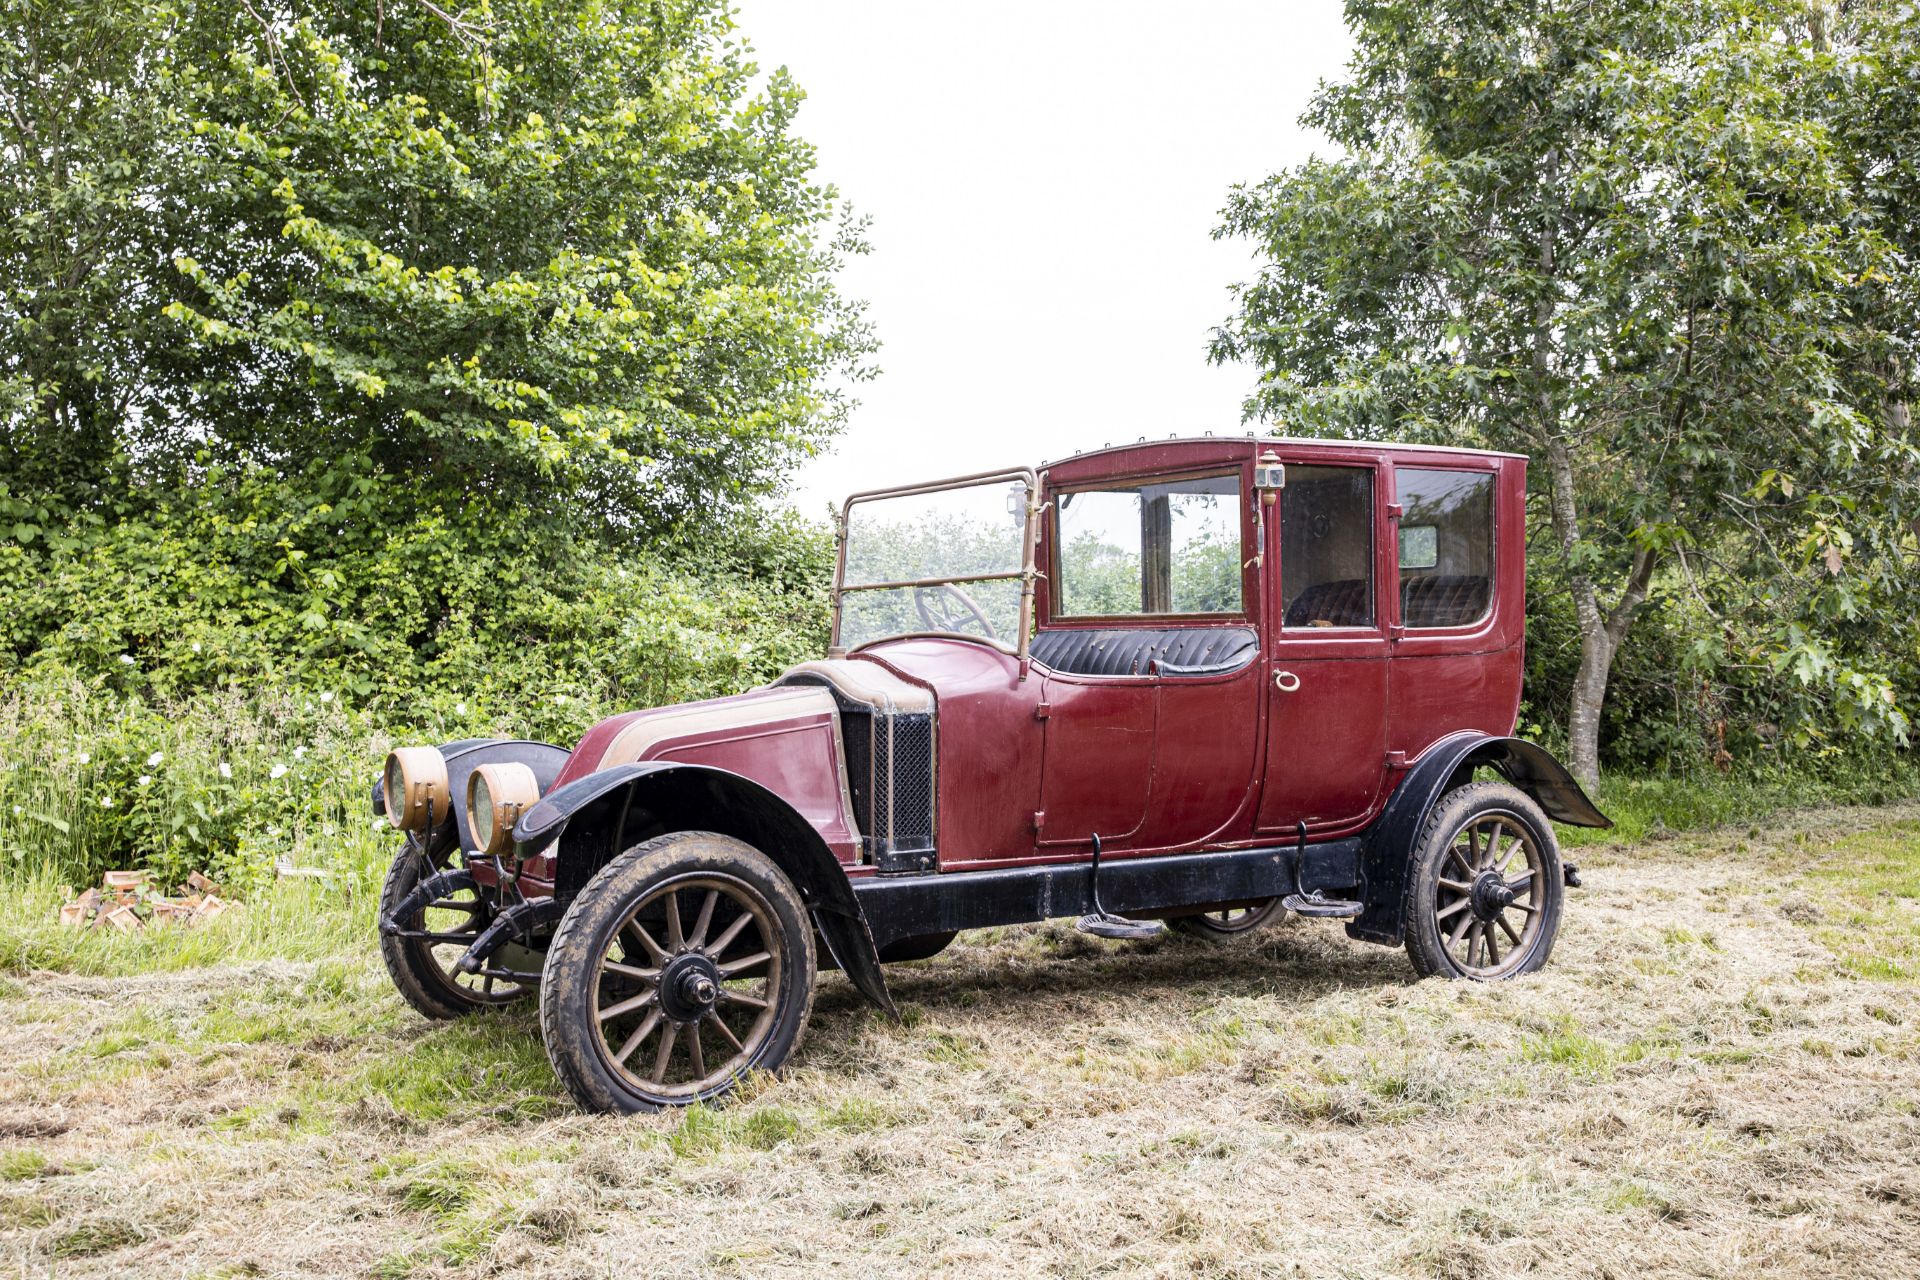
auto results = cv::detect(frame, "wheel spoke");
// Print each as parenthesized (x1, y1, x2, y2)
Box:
(1447, 844, 1474, 877)
(690, 890, 719, 949)
(1446, 909, 1473, 951)
(1505, 873, 1536, 898)
(718, 951, 770, 978)
(612, 1009, 661, 1064)
(1497, 912, 1524, 947)
(598, 989, 656, 1022)
(1483, 921, 1501, 966)
(663, 891, 684, 951)
(1467, 922, 1485, 968)
(426, 899, 485, 914)
(650, 1023, 678, 1083)
(1496, 832, 1523, 873)
(705, 912, 755, 959)
(705, 1011, 744, 1053)
(687, 1021, 706, 1079)
(603, 961, 660, 982)
(623, 919, 669, 965)
(1466, 824, 1481, 867)
(1436, 896, 1472, 921)
(1438, 877, 1473, 892)
(724, 989, 769, 1011)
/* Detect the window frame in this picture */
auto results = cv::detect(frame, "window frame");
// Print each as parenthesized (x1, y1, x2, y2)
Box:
(1278, 462, 1382, 634)
(1046, 465, 1253, 625)
(1391, 464, 1498, 634)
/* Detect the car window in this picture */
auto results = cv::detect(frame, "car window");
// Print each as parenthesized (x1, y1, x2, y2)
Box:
(1281, 465, 1375, 628)
(1396, 468, 1494, 628)
(1055, 472, 1243, 617)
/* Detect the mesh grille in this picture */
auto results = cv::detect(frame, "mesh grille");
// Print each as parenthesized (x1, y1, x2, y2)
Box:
(888, 714, 935, 848)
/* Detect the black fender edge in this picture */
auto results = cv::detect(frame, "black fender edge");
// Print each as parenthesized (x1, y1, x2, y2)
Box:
(371, 738, 572, 853)
(515, 763, 896, 1019)
(1347, 733, 1610, 947)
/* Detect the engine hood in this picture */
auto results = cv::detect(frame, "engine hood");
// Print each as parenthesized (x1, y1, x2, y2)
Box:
(550, 686, 842, 789)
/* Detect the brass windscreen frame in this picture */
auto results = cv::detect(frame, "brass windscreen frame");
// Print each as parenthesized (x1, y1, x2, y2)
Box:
(831, 466, 1043, 674)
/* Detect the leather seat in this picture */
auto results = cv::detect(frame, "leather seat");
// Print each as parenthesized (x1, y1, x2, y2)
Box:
(1401, 575, 1490, 627)
(1030, 626, 1259, 677)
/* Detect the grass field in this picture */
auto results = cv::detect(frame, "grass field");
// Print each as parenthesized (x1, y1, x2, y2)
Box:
(2, 803, 1917, 1278)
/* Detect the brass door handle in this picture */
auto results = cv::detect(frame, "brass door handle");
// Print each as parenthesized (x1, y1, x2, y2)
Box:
(1274, 670, 1301, 693)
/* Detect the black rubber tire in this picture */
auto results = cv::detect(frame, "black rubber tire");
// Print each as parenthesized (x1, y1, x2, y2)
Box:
(876, 930, 959, 963)
(1404, 781, 1563, 981)
(1166, 899, 1285, 939)
(538, 831, 817, 1114)
(378, 841, 526, 1019)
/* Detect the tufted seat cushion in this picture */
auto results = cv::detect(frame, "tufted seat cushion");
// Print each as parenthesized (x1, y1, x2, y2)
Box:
(1030, 626, 1259, 678)
(1401, 574, 1490, 628)
(1283, 579, 1373, 628)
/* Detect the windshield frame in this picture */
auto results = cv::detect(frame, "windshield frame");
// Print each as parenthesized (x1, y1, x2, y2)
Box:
(831, 465, 1042, 667)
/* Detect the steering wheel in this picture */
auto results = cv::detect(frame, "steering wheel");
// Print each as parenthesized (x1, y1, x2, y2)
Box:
(914, 583, 998, 640)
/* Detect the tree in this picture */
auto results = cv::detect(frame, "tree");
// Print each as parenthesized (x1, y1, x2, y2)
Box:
(0, 0, 872, 536)
(1213, 0, 1918, 787)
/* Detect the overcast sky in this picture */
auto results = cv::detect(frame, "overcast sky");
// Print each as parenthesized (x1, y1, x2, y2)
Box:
(731, 1, 1354, 516)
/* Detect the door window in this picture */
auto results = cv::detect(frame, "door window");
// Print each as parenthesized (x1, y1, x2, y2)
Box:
(1054, 472, 1243, 617)
(1396, 469, 1494, 628)
(1280, 466, 1375, 628)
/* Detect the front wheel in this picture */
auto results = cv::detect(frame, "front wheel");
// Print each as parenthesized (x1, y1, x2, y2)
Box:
(1404, 782, 1563, 980)
(538, 831, 817, 1113)
(379, 840, 531, 1019)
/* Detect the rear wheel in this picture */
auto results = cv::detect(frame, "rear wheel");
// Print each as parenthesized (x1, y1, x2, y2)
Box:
(1167, 899, 1285, 939)
(538, 831, 816, 1113)
(379, 840, 530, 1019)
(1404, 782, 1563, 980)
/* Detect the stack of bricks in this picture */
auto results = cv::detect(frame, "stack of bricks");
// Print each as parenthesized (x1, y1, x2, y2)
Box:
(58, 870, 232, 931)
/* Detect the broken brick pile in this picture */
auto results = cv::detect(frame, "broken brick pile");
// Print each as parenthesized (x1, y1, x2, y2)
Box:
(58, 869, 233, 932)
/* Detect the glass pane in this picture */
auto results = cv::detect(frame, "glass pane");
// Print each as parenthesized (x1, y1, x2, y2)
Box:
(1397, 469, 1494, 628)
(1281, 466, 1375, 628)
(840, 477, 1029, 648)
(1056, 472, 1243, 616)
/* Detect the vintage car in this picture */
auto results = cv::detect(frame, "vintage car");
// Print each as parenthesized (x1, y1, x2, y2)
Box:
(375, 436, 1609, 1113)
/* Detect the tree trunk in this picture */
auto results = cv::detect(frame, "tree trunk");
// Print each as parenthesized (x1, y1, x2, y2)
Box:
(1566, 628, 1615, 795)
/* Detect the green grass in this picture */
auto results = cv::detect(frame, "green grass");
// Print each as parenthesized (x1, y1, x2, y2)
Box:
(1560, 760, 1920, 849)
(1796, 818, 1920, 982)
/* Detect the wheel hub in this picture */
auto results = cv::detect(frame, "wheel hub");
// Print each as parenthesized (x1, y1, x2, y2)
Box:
(1470, 871, 1516, 921)
(658, 952, 722, 1023)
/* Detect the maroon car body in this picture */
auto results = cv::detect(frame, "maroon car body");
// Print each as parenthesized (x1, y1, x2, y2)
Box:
(375, 436, 1608, 1113)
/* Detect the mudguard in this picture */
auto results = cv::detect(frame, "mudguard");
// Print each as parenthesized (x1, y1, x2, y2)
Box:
(371, 738, 572, 854)
(514, 762, 897, 1018)
(1347, 732, 1610, 947)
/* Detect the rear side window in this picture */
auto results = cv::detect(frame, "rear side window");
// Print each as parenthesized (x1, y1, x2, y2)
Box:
(1396, 468, 1494, 628)
(1055, 472, 1243, 616)
(1281, 466, 1375, 628)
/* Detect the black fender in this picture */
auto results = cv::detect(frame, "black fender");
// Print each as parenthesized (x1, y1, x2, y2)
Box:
(1347, 732, 1610, 946)
(370, 738, 572, 853)
(514, 763, 897, 1018)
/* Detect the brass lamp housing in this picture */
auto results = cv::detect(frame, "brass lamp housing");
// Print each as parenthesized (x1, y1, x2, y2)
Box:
(383, 747, 451, 832)
(468, 762, 540, 857)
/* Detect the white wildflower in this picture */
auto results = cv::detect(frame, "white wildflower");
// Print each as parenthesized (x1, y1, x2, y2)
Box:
(320, 691, 334, 704)
(294, 746, 307, 759)
(191, 641, 202, 653)
(138, 775, 151, 786)
(455, 702, 468, 716)
(218, 762, 232, 779)
(99, 796, 113, 807)
(76, 751, 92, 765)
(555, 693, 569, 704)
(118, 654, 135, 666)
(270, 763, 289, 779)
(11, 805, 22, 816)
(146, 751, 164, 767)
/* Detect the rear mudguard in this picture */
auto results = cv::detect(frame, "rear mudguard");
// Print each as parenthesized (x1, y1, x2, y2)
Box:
(514, 763, 896, 1017)
(371, 738, 572, 853)
(1347, 732, 1610, 946)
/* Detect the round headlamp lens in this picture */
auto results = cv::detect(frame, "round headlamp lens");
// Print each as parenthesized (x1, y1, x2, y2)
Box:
(470, 776, 495, 851)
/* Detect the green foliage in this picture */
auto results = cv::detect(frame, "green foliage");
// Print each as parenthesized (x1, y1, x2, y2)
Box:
(1, 0, 872, 534)
(1215, 0, 1920, 775)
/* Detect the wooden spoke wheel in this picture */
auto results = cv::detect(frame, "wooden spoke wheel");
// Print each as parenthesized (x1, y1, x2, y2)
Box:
(539, 832, 816, 1113)
(379, 839, 530, 1019)
(1168, 898, 1285, 938)
(1404, 782, 1563, 981)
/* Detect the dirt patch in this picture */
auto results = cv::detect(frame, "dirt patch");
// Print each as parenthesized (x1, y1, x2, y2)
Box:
(1, 804, 1916, 1277)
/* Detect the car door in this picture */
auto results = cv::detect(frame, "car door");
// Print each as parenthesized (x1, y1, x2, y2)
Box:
(1255, 458, 1392, 839)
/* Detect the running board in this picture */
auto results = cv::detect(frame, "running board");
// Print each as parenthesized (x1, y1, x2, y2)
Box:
(1282, 892, 1363, 919)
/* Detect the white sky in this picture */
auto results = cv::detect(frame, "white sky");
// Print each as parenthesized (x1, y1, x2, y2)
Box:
(731, 1, 1355, 518)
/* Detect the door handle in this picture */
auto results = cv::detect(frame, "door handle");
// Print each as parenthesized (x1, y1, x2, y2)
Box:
(1274, 670, 1301, 693)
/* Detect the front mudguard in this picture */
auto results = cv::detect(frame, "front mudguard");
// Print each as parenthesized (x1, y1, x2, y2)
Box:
(1348, 733, 1610, 946)
(514, 763, 897, 1018)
